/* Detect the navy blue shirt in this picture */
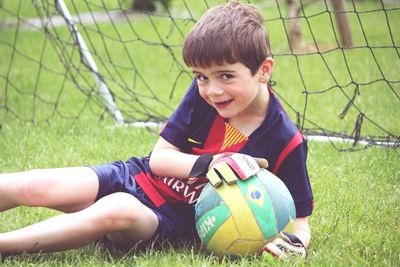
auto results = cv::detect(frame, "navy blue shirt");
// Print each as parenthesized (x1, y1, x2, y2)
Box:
(158, 80, 314, 217)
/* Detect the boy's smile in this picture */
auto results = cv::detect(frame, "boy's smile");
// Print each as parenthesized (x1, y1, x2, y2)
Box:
(214, 98, 234, 109)
(191, 61, 272, 123)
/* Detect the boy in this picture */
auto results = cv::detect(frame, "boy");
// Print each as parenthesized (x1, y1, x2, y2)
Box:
(0, 1, 313, 260)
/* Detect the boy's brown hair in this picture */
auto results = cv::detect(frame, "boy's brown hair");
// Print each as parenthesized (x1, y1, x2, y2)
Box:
(182, 1, 271, 76)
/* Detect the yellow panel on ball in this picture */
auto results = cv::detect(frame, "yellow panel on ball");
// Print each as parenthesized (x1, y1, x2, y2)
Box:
(207, 217, 238, 256)
(216, 182, 263, 241)
(283, 219, 296, 233)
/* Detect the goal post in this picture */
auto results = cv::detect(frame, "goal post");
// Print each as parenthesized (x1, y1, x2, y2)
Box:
(55, 0, 124, 124)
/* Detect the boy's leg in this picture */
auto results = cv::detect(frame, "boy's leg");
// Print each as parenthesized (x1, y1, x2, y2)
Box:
(0, 167, 99, 213)
(0, 192, 158, 255)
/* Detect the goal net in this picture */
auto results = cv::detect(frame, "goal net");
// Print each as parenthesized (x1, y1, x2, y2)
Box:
(1, 0, 399, 149)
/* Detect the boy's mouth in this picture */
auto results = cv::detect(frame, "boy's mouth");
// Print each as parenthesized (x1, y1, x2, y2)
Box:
(214, 99, 233, 109)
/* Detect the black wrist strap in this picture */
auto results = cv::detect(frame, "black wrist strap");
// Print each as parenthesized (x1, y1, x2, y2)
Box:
(282, 232, 305, 247)
(189, 153, 214, 177)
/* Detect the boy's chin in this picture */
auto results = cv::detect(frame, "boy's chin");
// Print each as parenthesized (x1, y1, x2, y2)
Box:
(214, 109, 230, 119)
(218, 113, 233, 121)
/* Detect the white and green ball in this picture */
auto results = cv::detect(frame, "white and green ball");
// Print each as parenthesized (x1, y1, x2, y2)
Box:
(195, 169, 296, 258)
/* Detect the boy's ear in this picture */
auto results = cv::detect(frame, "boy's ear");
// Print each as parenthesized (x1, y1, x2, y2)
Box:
(259, 57, 274, 83)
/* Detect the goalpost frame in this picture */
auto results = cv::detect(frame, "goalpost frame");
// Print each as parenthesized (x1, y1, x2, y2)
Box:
(55, 0, 124, 124)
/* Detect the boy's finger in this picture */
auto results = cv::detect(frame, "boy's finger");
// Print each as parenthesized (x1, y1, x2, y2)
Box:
(206, 168, 222, 187)
(212, 162, 238, 184)
(253, 157, 269, 169)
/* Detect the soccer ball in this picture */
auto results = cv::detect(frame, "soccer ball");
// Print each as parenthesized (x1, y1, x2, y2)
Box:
(195, 169, 296, 258)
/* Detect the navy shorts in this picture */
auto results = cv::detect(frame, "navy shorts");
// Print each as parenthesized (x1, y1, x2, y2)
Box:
(89, 157, 198, 248)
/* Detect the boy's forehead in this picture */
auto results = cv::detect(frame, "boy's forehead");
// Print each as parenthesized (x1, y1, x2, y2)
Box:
(191, 62, 247, 73)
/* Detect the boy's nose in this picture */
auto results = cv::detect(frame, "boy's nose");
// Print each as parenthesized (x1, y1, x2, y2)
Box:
(207, 83, 224, 96)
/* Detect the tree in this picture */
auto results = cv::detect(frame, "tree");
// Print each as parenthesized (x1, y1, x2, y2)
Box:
(131, 0, 171, 12)
(286, 0, 353, 52)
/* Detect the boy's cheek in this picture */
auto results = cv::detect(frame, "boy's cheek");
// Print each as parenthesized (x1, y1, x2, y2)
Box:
(198, 88, 209, 101)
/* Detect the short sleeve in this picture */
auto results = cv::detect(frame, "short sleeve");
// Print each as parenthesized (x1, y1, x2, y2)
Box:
(160, 80, 198, 152)
(276, 142, 314, 217)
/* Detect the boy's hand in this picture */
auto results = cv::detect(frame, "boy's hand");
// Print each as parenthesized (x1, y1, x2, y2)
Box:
(206, 153, 268, 187)
(263, 232, 307, 260)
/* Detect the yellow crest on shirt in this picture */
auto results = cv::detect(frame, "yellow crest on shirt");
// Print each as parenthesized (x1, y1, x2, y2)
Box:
(221, 123, 248, 150)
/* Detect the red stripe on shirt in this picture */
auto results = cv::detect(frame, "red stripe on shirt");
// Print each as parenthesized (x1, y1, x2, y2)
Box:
(273, 130, 303, 174)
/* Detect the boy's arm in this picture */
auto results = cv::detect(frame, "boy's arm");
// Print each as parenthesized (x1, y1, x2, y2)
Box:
(294, 216, 311, 248)
(149, 136, 199, 178)
(150, 137, 267, 180)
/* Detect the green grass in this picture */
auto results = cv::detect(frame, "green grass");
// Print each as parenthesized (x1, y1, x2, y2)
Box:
(1, 121, 399, 266)
(1, 0, 399, 137)
(1, 0, 400, 266)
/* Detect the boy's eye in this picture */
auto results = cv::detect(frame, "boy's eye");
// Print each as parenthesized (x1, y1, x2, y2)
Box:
(221, 74, 233, 80)
(195, 75, 208, 81)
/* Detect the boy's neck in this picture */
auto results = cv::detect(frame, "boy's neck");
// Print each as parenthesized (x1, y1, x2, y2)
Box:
(228, 84, 270, 136)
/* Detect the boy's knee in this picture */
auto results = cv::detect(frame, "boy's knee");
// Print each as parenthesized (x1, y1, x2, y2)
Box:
(93, 193, 144, 231)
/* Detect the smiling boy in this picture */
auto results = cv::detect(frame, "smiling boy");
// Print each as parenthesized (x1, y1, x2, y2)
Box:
(152, 1, 313, 258)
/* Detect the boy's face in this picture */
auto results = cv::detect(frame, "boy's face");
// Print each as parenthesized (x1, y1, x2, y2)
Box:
(191, 62, 266, 120)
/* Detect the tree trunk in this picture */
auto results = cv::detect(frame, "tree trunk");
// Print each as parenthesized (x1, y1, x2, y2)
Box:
(287, 0, 303, 52)
(331, 0, 353, 48)
(132, 0, 156, 12)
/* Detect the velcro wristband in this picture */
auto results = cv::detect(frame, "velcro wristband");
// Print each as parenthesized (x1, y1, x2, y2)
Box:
(282, 232, 305, 247)
(189, 153, 214, 177)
